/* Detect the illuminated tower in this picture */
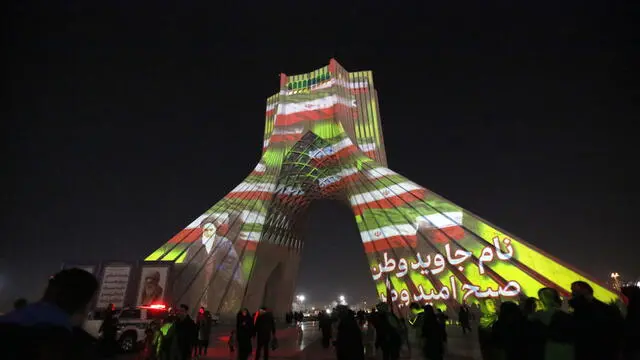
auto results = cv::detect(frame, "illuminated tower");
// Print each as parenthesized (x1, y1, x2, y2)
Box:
(146, 59, 619, 316)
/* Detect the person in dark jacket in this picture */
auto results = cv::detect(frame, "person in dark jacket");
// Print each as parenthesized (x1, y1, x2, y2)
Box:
(423, 305, 445, 360)
(570, 281, 624, 360)
(99, 303, 119, 357)
(458, 305, 472, 334)
(236, 308, 254, 360)
(374, 302, 402, 360)
(0, 268, 99, 360)
(435, 309, 448, 344)
(334, 305, 364, 360)
(175, 304, 197, 360)
(194, 308, 212, 357)
(318, 310, 333, 348)
(491, 301, 526, 360)
(254, 307, 276, 360)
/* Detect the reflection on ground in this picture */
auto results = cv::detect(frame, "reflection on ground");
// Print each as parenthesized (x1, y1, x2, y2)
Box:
(118, 321, 481, 359)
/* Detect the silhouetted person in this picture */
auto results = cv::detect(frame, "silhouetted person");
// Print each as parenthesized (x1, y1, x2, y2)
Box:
(526, 288, 572, 360)
(363, 314, 377, 359)
(458, 305, 472, 334)
(570, 281, 623, 360)
(334, 305, 364, 360)
(374, 303, 401, 360)
(194, 307, 212, 357)
(175, 304, 197, 360)
(318, 311, 333, 348)
(522, 297, 540, 318)
(408, 302, 425, 352)
(254, 306, 276, 360)
(99, 303, 118, 357)
(478, 298, 499, 360)
(0, 268, 99, 360)
(492, 301, 527, 360)
(357, 310, 367, 327)
(236, 308, 254, 360)
(435, 309, 448, 344)
(621, 286, 640, 360)
(13, 298, 28, 310)
(158, 315, 179, 360)
(422, 305, 445, 360)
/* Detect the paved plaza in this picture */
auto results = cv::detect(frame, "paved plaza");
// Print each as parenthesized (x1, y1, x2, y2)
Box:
(118, 321, 481, 360)
(198, 322, 481, 360)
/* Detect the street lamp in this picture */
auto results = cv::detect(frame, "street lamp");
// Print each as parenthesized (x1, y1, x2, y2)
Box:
(610, 272, 621, 290)
(296, 294, 306, 311)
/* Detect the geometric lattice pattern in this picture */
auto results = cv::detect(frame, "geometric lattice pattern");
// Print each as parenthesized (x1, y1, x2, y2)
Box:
(145, 59, 618, 316)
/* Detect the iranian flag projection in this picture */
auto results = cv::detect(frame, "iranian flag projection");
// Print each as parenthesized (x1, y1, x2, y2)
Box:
(145, 59, 619, 317)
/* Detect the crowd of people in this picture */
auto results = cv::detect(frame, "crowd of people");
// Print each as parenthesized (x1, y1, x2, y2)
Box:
(139, 304, 214, 360)
(1, 268, 638, 360)
(471, 281, 639, 360)
(304, 281, 639, 360)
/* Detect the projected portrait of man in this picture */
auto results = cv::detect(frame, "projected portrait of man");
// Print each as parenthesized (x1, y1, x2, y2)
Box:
(185, 212, 247, 313)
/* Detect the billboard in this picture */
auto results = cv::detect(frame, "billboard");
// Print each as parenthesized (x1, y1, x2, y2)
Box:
(95, 265, 132, 309)
(137, 265, 170, 305)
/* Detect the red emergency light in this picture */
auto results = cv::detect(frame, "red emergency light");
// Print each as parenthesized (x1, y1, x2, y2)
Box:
(138, 303, 167, 310)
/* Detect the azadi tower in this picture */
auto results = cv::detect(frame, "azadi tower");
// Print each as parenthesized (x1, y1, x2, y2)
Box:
(145, 59, 618, 316)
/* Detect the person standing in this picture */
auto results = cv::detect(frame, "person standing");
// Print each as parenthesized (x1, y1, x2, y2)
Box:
(318, 311, 333, 348)
(236, 308, 254, 360)
(570, 281, 623, 360)
(194, 307, 212, 358)
(422, 305, 445, 360)
(254, 307, 276, 360)
(175, 304, 197, 360)
(408, 302, 425, 353)
(458, 305, 471, 334)
(435, 309, 448, 345)
(99, 303, 119, 358)
(157, 316, 179, 360)
(374, 303, 402, 360)
(363, 315, 377, 359)
(529, 287, 574, 360)
(334, 306, 364, 360)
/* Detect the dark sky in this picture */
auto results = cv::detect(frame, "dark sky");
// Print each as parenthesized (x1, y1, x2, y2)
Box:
(2, 1, 637, 310)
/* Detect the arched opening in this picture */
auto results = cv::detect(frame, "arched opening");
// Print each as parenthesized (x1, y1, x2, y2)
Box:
(295, 199, 377, 309)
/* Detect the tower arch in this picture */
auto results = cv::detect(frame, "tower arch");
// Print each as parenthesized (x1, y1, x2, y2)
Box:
(145, 59, 619, 318)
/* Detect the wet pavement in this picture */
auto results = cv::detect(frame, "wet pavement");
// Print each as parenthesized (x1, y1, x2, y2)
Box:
(119, 322, 481, 359)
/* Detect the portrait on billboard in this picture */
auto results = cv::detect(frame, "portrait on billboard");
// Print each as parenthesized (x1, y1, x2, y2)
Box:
(138, 266, 169, 305)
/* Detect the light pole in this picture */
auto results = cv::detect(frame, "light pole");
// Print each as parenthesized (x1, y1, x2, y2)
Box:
(610, 272, 621, 290)
(296, 294, 306, 311)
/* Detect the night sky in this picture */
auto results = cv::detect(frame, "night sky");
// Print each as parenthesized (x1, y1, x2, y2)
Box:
(2, 1, 637, 311)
